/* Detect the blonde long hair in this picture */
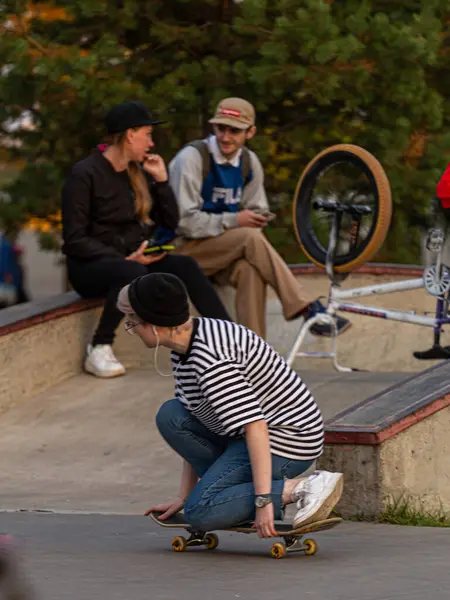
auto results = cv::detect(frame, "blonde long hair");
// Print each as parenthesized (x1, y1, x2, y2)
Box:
(108, 131, 152, 223)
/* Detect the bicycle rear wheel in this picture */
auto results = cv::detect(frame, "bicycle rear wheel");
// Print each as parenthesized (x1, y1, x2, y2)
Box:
(293, 144, 392, 273)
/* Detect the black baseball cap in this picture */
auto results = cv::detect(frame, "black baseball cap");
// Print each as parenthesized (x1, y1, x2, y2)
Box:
(104, 101, 167, 134)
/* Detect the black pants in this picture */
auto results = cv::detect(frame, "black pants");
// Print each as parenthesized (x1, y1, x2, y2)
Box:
(67, 254, 231, 346)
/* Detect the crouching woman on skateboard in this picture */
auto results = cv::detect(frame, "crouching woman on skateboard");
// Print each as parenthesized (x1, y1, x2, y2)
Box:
(117, 273, 344, 538)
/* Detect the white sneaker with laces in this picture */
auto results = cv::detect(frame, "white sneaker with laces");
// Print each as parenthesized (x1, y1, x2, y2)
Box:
(292, 470, 343, 528)
(84, 344, 126, 378)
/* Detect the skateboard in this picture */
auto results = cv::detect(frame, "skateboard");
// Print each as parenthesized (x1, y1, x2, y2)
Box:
(149, 511, 342, 559)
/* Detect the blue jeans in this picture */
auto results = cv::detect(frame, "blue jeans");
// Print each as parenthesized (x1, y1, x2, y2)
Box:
(156, 398, 314, 530)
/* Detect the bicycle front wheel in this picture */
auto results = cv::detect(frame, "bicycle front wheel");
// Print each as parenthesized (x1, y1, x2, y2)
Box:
(293, 144, 392, 273)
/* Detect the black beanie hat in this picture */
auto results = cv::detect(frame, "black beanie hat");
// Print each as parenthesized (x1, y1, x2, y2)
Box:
(128, 273, 189, 327)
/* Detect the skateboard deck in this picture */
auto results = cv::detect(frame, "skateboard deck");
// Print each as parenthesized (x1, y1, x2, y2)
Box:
(149, 511, 342, 559)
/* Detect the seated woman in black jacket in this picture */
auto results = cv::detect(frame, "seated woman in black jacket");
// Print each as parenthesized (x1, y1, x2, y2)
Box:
(62, 101, 231, 378)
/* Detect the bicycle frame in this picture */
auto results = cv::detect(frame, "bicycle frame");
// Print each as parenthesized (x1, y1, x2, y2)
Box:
(330, 279, 450, 328)
(286, 206, 450, 371)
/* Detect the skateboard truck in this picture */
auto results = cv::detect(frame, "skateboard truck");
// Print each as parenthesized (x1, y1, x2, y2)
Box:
(272, 535, 318, 558)
(172, 530, 219, 552)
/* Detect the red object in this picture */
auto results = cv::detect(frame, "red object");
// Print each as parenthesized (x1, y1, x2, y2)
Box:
(436, 164, 450, 208)
(97, 143, 108, 152)
(220, 108, 241, 117)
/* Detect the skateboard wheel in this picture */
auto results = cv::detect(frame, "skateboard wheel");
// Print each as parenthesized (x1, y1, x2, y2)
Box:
(204, 533, 219, 550)
(171, 536, 187, 552)
(303, 538, 318, 555)
(270, 542, 287, 559)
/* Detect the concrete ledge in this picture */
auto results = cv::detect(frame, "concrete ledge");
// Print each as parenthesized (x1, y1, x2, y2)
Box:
(0, 294, 152, 410)
(0, 292, 101, 336)
(318, 361, 450, 517)
(1, 263, 448, 410)
(325, 361, 450, 444)
(0, 285, 238, 410)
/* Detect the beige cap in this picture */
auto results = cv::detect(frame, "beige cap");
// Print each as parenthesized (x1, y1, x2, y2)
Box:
(209, 97, 255, 130)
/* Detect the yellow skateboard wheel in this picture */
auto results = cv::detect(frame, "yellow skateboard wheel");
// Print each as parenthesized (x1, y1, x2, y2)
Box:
(270, 542, 287, 559)
(204, 533, 219, 550)
(171, 536, 187, 552)
(303, 538, 318, 555)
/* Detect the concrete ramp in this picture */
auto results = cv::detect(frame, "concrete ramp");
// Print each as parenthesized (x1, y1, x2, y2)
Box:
(0, 364, 405, 514)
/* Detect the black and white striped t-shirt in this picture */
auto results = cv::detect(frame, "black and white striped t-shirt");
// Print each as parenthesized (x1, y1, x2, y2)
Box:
(171, 318, 324, 461)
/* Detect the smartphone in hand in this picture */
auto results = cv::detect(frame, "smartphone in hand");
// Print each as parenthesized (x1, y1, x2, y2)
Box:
(143, 244, 175, 255)
(263, 212, 276, 222)
(252, 210, 276, 222)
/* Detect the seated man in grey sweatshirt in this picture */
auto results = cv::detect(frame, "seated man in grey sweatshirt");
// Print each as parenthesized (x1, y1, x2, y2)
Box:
(168, 97, 350, 339)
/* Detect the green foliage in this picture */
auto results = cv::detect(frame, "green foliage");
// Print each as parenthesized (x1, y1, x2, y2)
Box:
(1, 0, 450, 262)
(347, 495, 450, 527)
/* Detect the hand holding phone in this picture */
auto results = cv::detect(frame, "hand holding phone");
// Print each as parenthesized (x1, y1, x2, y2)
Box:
(143, 244, 175, 255)
(237, 210, 276, 228)
(263, 212, 276, 222)
(126, 241, 168, 265)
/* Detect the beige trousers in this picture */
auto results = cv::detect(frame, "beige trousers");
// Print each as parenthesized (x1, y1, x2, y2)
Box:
(175, 228, 314, 338)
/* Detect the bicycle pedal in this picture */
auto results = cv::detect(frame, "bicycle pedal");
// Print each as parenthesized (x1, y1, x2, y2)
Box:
(413, 345, 450, 360)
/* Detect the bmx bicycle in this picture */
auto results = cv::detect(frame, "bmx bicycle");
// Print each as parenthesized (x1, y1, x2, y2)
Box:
(286, 144, 450, 372)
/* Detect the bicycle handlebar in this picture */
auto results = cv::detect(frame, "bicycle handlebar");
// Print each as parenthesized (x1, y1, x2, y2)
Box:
(313, 199, 372, 215)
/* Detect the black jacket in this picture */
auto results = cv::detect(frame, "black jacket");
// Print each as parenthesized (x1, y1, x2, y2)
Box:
(61, 150, 179, 260)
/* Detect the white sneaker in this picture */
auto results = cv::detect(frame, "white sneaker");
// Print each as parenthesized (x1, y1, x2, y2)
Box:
(292, 470, 343, 528)
(84, 344, 126, 378)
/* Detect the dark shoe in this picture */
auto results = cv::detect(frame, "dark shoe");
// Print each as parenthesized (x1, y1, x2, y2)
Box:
(413, 345, 450, 360)
(304, 301, 352, 337)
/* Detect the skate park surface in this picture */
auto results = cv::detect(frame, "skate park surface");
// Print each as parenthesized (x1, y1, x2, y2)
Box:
(1, 265, 449, 599)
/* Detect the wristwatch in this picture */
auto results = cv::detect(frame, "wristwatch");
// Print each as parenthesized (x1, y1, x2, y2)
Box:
(255, 494, 273, 508)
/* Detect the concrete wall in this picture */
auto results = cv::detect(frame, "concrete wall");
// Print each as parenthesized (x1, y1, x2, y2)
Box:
(318, 444, 382, 517)
(380, 405, 450, 514)
(0, 307, 152, 410)
(318, 404, 450, 518)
